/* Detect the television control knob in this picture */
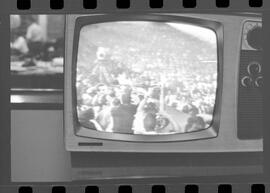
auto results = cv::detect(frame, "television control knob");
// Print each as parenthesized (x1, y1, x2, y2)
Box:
(255, 76, 263, 87)
(241, 76, 253, 87)
(246, 26, 262, 50)
(247, 62, 261, 75)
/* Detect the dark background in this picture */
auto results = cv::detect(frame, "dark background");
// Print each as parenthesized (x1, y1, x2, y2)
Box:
(0, 0, 270, 192)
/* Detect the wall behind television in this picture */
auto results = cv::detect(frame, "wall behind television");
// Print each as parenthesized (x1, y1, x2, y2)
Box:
(11, 110, 72, 182)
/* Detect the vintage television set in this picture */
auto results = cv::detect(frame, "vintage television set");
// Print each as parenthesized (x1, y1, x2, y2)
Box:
(64, 13, 263, 179)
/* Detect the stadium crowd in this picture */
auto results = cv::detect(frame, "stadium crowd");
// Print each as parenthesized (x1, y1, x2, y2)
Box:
(76, 48, 217, 135)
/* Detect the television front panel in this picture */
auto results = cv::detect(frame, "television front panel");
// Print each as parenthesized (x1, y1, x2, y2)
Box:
(65, 13, 263, 153)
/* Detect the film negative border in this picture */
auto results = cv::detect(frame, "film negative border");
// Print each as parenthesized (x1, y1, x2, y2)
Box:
(0, 183, 267, 193)
(17, 0, 264, 10)
(2, 1, 270, 193)
(8, 0, 267, 12)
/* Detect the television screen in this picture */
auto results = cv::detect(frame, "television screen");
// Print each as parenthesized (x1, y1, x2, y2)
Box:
(76, 21, 218, 135)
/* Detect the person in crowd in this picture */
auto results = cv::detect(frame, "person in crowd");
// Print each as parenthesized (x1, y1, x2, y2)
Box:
(96, 96, 117, 131)
(91, 47, 116, 85)
(78, 108, 95, 129)
(185, 106, 206, 132)
(108, 93, 137, 134)
(143, 112, 157, 133)
(76, 57, 217, 135)
(155, 114, 170, 133)
(133, 92, 159, 134)
(26, 17, 45, 55)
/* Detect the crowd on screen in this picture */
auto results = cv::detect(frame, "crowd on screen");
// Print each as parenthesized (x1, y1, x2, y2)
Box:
(76, 47, 217, 135)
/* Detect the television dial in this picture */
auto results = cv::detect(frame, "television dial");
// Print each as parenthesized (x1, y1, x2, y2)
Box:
(247, 62, 261, 75)
(255, 76, 263, 88)
(242, 21, 262, 50)
(241, 76, 253, 87)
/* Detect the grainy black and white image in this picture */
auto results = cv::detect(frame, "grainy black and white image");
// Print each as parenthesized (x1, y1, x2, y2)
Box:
(76, 21, 218, 135)
(7, 13, 264, 184)
(10, 15, 64, 89)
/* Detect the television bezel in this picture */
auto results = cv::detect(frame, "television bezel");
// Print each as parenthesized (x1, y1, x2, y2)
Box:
(70, 14, 223, 143)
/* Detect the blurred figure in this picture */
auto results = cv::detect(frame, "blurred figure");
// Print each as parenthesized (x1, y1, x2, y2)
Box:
(143, 113, 157, 133)
(25, 17, 46, 59)
(108, 93, 137, 134)
(10, 15, 29, 56)
(26, 17, 45, 43)
(96, 96, 116, 131)
(133, 94, 159, 134)
(78, 108, 95, 129)
(185, 106, 206, 132)
(11, 36, 29, 55)
(91, 47, 115, 85)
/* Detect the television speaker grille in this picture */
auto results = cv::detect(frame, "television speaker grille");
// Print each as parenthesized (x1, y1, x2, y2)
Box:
(238, 50, 263, 139)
